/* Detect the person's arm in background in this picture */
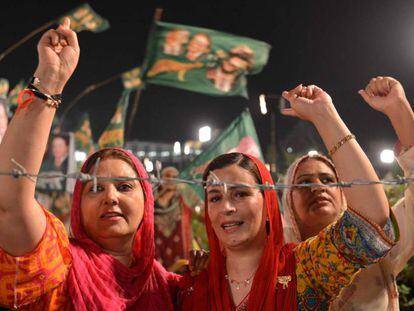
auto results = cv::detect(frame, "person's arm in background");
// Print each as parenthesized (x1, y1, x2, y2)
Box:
(282, 83, 395, 304)
(282, 84, 389, 226)
(359, 76, 414, 149)
(360, 76, 414, 273)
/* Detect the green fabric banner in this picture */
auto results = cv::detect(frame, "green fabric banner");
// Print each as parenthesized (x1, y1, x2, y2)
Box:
(180, 109, 263, 198)
(0, 78, 9, 98)
(144, 22, 271, 98)
(0, 78, 9, 116)
(122, 67, 143, 90)
(98, 90, 131, 148)
(74, 113, 95, 155)
(7, 80, 25, 117)
(58, 3, 110, 33)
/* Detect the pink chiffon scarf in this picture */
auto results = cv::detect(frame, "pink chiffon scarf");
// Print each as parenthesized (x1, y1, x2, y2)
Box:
(67, 148, 178, 310)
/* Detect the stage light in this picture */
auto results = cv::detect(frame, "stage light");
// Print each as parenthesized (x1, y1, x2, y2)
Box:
(259, 94, 267, 115)
(199, 126, 211, 143)
(380, 149, 394, 164)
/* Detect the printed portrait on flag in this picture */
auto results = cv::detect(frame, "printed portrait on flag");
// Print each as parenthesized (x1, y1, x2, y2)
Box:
(58, 3, 110, 33)
(145, 22, 271, 98)
(122, 67, 143, 90)
(36, 132, 76, 228)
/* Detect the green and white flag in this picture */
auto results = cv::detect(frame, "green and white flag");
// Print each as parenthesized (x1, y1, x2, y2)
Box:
(144, 22, 271, 98)
(58, 3, 110, 33)
(74, 113, 95, 155)
(0, 78, 9, 114)
(122, 67, 143, 90)
(180, 109, 263, 198)
(98, 90, 131, 148)
(7, 80, 25, 117)
(0, 78, 9, 99)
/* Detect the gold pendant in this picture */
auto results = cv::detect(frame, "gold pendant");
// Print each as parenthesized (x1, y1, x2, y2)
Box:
(277, 275, 292, 289)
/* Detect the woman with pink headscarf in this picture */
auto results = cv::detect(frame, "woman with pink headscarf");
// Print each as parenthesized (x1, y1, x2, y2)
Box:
(0, 19, 179, 310)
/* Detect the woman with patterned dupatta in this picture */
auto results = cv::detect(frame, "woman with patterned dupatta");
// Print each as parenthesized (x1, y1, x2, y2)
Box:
(177, 83, 398, 310)
(282, 77, 414, 311)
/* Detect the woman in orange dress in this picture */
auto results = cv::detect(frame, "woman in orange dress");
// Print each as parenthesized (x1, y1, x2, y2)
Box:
(0, 19, 179, 310)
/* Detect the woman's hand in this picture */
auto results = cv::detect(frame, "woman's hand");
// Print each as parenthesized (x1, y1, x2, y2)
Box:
(281, 84, 339, 125)
(188, 249, 209, 276)
(359, 76, 408, 116)
(360, 76, 414, 149)
(33, 17, 80, 94)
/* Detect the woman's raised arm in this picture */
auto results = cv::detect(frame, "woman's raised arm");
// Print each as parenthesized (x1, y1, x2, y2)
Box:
(0, 18, 79, 255)
(282, 84, 389, 226)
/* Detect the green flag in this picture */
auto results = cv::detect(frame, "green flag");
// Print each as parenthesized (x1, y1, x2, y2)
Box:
(0, 78, 9, 99)
(98, 90, 131, 148)
(122, 67, 143, 90)
(74, 113, 95, 155)
(0, 78, 9, 114)
(58, 3, 110, 33)
(144, 22, 271, 98)
(180, 109, 263, 198)
(7, 80, 25, 117)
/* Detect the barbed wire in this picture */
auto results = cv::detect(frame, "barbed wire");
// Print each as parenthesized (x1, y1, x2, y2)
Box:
(1, 158, 412, 192)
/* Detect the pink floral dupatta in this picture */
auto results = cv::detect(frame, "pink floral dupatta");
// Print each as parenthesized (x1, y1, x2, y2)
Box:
(67, 148, 178, 310)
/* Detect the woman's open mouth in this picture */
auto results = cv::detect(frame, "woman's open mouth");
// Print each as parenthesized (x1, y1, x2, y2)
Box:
(221, 221, 244, 233)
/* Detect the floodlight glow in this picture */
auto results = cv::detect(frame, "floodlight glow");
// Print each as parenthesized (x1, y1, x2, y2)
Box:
(259, 94, 267, 115)
(184, 144, 191, 155)
(144, 158, 154, 172)
(75, 151, 87, 162)
(199, 126, 212, 142)
(173, 141, 181, 155)
(380, 149, 394, 164)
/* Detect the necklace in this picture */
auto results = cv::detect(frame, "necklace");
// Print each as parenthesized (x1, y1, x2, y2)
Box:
(225, 272, 255, 290)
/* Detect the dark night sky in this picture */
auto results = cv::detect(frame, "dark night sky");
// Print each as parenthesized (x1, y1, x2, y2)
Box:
(1, 0, 414, 171)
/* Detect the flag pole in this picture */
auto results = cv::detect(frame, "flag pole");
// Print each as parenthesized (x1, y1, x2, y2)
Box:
(0, 20, 55, 63)
(56, 72, 124, 131)
(263, 94, 283, 174)
(126, 8, 163, 139)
